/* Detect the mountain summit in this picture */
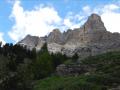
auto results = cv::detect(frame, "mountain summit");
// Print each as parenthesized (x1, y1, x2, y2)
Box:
(47, 29, 64, 44)
(82, 13, 106, 32)
(18, 13, 120, 57)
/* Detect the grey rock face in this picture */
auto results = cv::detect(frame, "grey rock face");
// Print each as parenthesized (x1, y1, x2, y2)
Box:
(82, 13, 107, 32)
(56, 64, 88, 76)
(18, 35, 46, 51)
(18, 35, 39, 50)
(47, 43, 62, 53)
(18, 13, 120, 57)
(47, 29, 64, 44)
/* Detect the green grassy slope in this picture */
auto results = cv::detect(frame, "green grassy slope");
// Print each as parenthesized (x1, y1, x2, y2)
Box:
(33, 51, 120, 90)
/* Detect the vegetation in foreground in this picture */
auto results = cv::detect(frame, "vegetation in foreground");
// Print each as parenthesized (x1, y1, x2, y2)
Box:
(0, 43, 68, 90)
(0, 42, 120, 90)
(33, 51, 120, 90)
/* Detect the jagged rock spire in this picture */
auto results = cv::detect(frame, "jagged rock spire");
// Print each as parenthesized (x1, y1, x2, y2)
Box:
(18, 13, 120, 57)
(47, 29, 64, 44)
(82, 13, 106, 32)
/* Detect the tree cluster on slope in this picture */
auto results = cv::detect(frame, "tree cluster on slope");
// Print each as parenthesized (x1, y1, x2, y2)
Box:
(0, 43, 68, 90)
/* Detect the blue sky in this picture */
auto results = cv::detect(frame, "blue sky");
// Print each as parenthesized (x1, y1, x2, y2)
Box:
(0, 0, 120, 44)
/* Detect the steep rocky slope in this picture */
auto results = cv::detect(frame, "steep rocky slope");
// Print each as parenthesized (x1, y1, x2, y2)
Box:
(18, 13, 120, 57)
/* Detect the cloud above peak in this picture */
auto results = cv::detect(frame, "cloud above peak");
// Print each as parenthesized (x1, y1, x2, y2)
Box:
(8, 0, 120, 43)
(8, 1, 62, 42)
(101, 4, 120, 33)
(81, 3, 120, 33)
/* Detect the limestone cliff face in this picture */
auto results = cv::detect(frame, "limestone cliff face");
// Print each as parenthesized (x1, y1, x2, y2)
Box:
(83, 14, 106, 32)
(18, 35, 46, 51)
(18, 13, 120, 57)
(47, 29, 64, 44)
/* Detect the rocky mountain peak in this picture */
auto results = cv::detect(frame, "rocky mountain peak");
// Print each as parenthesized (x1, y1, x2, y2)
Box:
(88, 13, 101, 21)
(18, 13, 120, 57)
(18, 35, 39, 49)
(25, 34, 31, 38)
(47, 29, 64, 44)
(82, 13, 106, 32)
(52, 29, 61, 33)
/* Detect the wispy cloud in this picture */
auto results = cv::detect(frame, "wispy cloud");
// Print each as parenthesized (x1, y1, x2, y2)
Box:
(82, 5, 91, 15)
(0, 32, 5, 44)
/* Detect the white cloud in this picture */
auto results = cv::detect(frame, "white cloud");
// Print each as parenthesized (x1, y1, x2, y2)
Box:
(101, 4, 120, 33)
(62, 12, 85, 30)
(80, 4, 120, 33)
(0, 32, 5, 45)
(101, 12, 120, 33)
(8, 0, 85, 42)
(8, 1, 62, 42)
(82, 5, 91, 15)
(103, 4, 120, 12)
(8, 0, 120, 43)
(63, 18, 81, 29)
(63, 19, 72, 27)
